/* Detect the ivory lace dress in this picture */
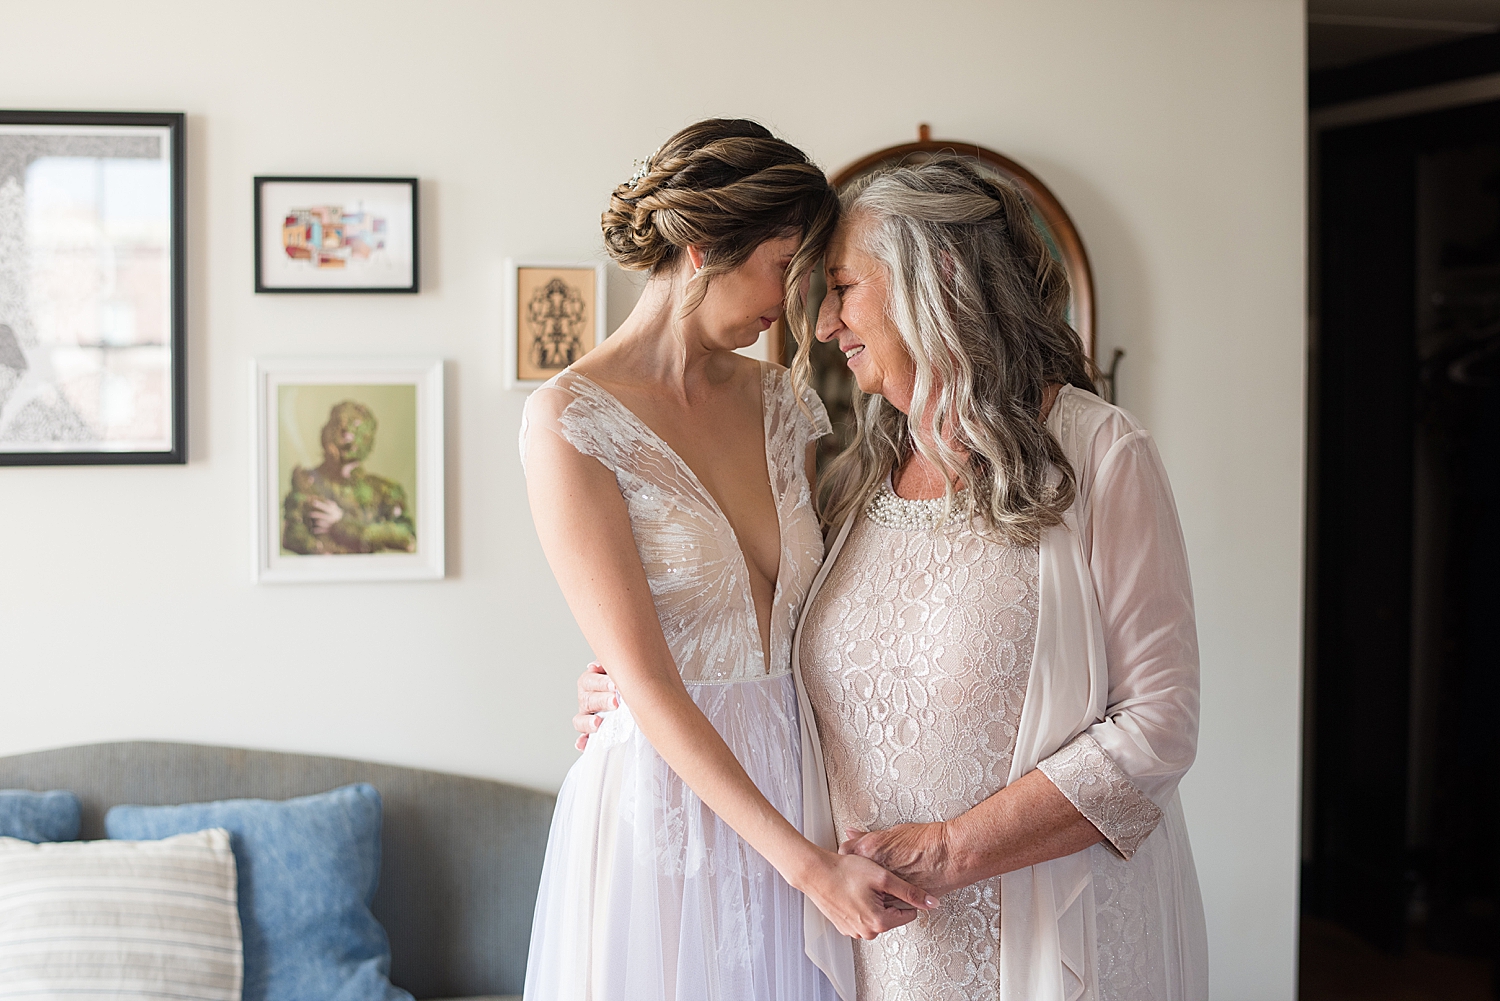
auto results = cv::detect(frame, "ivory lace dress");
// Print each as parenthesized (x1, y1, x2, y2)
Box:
(793, 386, 1208, 1001)
(799, 486, 1049, 1001)
(518, 365, 838, 1001)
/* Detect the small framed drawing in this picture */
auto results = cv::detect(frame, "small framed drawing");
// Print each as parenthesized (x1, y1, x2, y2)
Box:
(252, 357, 444, 583)
(254, 176, 418, 293)
(0, 109, 186, 465)
(504, 260, 607, 389)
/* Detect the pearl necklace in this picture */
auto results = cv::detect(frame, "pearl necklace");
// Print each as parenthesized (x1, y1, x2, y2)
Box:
(865, 482, 968, 531)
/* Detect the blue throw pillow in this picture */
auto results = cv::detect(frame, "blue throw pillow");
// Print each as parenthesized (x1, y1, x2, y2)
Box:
(0, 789, 81, 842)
(106, 783, 411, 1001)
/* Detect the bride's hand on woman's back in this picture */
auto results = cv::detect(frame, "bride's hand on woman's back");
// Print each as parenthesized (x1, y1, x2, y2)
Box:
(573, 661, 617, 751)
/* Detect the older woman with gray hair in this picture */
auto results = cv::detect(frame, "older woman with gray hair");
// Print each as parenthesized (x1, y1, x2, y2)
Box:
(577, 156, 1208, 1001)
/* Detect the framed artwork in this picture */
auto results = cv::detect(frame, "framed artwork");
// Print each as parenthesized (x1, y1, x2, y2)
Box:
(252, 357, 444, 583)
(254, 176, 418, 293)
(504, 260, 606, 389)
(789, 125, 1099, 468)
(0, 109, 186, 465)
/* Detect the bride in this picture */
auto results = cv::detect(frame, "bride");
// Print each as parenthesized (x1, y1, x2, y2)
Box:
(518, 119, 934, 1001)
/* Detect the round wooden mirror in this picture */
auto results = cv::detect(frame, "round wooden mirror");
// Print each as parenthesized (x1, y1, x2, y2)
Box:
(787, 127, 1096, 467)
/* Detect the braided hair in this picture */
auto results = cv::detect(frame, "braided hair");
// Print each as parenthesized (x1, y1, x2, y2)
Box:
(602, 119, 838, 341)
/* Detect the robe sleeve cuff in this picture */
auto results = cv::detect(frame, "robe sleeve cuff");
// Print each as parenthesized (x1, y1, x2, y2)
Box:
(1037, 732, 1163, 860)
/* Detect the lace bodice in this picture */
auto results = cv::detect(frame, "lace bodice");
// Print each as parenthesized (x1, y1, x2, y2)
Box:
(520, 365, 831, 684)
(799, 485, 1042, 1001)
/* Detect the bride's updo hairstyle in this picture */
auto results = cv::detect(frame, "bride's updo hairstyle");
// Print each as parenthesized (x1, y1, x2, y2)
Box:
(819, 156, 1097, 544)
(602, 118, 838, 342)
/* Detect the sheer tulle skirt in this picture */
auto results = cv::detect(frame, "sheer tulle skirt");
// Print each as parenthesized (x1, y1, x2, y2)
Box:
(523, 673, 838, 1001)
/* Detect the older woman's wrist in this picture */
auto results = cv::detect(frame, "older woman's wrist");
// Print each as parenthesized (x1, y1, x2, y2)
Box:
(935, 816, 987, 888)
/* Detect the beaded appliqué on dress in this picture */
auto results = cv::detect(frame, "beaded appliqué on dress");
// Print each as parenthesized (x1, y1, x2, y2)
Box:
(799, 509, 1041, 1001)
(520, 366, 830, 684)
(864, 481, 970, 531)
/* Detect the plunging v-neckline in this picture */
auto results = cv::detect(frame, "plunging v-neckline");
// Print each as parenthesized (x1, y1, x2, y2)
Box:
(566, 366, 785, 669)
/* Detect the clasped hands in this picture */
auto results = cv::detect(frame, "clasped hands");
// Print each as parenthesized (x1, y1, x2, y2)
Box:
(574, 662, 967, 926)
(839, 820, 968, 900)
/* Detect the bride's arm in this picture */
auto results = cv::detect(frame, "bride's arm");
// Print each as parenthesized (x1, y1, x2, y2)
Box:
(525, 423, 934, 938)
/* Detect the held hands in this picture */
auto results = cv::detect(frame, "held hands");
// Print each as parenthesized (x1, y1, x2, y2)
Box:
(573, 661, 619, 751)
(840, 822, 967, 898)
(797, 848, 939, 940)
(573, 661, 940, 939)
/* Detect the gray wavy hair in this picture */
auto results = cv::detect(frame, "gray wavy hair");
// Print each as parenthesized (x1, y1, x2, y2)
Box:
(804, 156, 1097, 542)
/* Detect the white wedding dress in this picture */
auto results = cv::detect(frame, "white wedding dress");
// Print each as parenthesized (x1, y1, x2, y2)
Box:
(518, 365, 838, 1001)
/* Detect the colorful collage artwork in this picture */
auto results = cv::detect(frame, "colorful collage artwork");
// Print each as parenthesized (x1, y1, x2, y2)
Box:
(281, 204, 388, 269)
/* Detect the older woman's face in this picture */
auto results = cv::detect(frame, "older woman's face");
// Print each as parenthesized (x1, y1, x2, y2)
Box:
(816, 215, 916, 412)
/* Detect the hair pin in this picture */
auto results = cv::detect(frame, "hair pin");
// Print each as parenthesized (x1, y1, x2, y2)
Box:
(624, 146, 661, 189)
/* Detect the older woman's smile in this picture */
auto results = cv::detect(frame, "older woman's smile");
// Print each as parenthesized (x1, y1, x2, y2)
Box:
(817, 215, 918, 407)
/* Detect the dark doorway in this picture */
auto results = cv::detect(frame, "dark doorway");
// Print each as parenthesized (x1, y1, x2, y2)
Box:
(1303, 97, 1500, 1000)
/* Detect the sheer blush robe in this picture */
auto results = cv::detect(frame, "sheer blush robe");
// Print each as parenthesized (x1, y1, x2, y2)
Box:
(791, 386, 1209, 1001)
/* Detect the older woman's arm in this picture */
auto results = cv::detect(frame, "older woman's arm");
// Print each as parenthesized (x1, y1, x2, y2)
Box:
(845, 417, 1199, 889)
(841, 770, 1103, 897)
(1045, 424, 1200, 857)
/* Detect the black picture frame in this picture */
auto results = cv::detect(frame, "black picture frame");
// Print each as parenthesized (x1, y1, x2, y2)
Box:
(0, 109, 186, 466)
(253, 176, 419, 294)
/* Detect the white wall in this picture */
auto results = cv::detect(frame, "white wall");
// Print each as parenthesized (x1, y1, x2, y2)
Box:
(0, 2, 1306, 997)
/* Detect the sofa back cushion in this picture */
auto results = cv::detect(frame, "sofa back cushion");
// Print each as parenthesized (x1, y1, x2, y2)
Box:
(107, 784, 411, 1001)
(0, 790, 80, 842)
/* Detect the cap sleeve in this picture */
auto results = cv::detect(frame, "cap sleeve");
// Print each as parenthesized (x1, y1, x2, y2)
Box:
(760, 367, 830, 499)
(518, 373, 629, 478)
(518, 383, 573, 471)
(797, 379, 833, 443)
(771, 365, 830, 447)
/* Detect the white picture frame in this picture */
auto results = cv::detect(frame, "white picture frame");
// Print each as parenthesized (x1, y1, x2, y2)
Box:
(251, 357, 444, 583)
(504, 260, 607, 389)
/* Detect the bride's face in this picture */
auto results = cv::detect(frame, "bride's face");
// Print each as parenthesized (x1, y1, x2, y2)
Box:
(691, 234, 800, 351)
(816, 215, 916, 411)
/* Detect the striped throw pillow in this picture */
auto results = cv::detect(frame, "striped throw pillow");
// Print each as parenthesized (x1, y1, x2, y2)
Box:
(0, 828, 243, 1001)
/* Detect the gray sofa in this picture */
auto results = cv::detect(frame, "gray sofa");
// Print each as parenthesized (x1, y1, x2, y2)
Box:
(0, 741, 556, 1001)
